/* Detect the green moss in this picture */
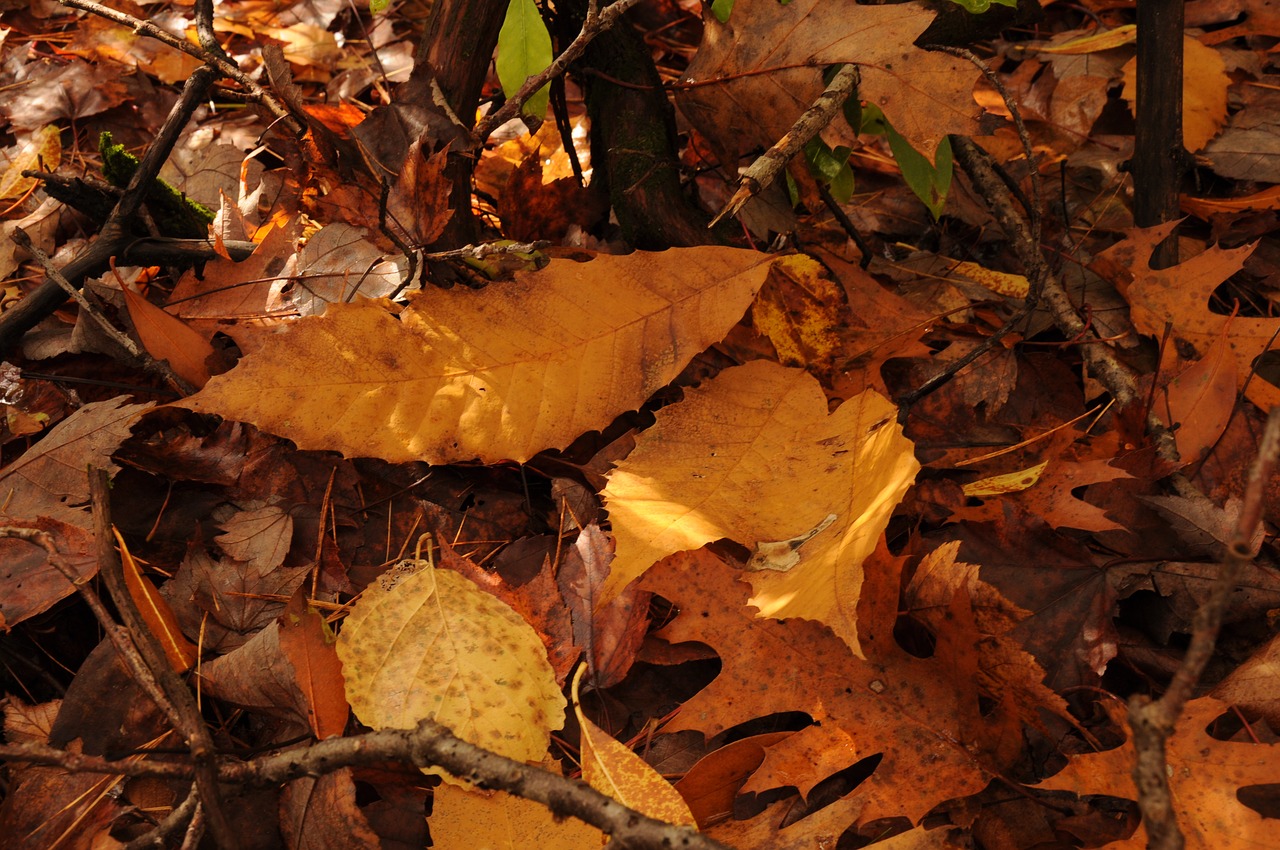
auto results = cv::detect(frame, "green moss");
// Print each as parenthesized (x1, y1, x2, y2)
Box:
(99, 132, 215, 239)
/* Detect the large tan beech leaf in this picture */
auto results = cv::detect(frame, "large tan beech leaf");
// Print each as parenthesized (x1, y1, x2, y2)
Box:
(601, 360, 919, 657)
(180, 248, 772, 464)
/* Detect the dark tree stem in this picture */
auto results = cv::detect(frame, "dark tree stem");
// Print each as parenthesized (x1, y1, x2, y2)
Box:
(1132, 0, 1188, 268)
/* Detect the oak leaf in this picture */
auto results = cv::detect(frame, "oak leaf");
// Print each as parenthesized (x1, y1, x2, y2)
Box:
(601, 360, 919, 657)
(1096, 223, 1273, 409)
(180, 248, 771, 464)
(641, 546, 1058, 847)
(1038, 698, 1280, 850)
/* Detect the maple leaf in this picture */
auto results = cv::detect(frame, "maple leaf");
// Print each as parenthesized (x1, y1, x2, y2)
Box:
(602, 360, 919, 657)
(180, 248, 772, 464)
(1038, 698, 1280, 850)
(677, 0, 980, 166)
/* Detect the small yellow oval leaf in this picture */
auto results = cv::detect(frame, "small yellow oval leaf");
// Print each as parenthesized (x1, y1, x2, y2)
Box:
(962, 461, 1049, 497)
(336, 561, 564, 767)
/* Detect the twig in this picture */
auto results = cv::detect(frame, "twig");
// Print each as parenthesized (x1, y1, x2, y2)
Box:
(88, 469, 239, 850)
(815, 180, 873, 268)
(0, 527, 178, 731)
(710, 64, 859, 227)
(472, 0, 647, 142)
(56, 0, 295, 131)
(125, 782, 202, 850)
(0, 718, 739, 850)
(0, 41, 218, 354)
(1127, 407, 1280, 850)
(10, 227, 193, 396)
(948, 135, 1190, 465)
(950, 136, 1139, 404)
(929, 45, 1041, 242)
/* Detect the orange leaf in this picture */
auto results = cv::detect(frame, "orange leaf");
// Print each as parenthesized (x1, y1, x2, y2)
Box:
(1039, 699, 1280, 850)
(113, 527, 197, 673)
(121, 286, 214, 388)
(278, 593, 349, 740)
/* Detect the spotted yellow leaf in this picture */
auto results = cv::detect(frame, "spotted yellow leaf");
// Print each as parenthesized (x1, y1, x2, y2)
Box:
(337, 558, 564, 771)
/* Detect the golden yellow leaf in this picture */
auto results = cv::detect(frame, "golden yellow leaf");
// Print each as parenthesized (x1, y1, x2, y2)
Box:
(1033, 24, 1135, 54)
(572, 668, 696, 827)
(431, 782, 603, 850)
(943, 258, 1029, 299)
(750, 255, 849, 376)
(335, 559, 564, 769)
(961, 461, 1047, 497)
(180, 248, 772, 464)
(0, 126, 61, 200)
(1121, 38, 1228, 152)
(602, 360, 919, 656)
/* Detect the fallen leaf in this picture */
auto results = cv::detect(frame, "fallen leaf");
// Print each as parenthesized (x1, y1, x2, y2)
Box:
(677, 0, 979, 166)
(115, 527, 197, 673)
(1099, 224, 1271, 409)
(573, 667, 697, 827)
(180, 248, 772, 464)
(430, 780, 603, 849)
(1038, 698, 1280, 850)
(122, 285, 214, 388)
(336, 558, 564, 770)
(602, 360, 919, 657)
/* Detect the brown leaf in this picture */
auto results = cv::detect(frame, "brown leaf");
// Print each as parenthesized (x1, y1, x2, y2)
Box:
(1099, 223, 1270, 408)
(386, 139, 453, 247)
(279, 592, 349, 740)
(557, 523, 649, 689)
(280, 769, 381, 850)
(115, 527, 197, 673)
(1039, 699, 1280, 850)
(678, 0, 979, 166)
(641, 546, 1050, 844)
(122, 285, 214, 388)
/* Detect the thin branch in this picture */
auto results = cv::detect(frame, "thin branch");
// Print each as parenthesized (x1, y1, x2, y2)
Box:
(1127, 407, 1280, 850)
(472, 0, 647, 142)
(56, 0, 295, 130)
(0, 36, 218, 354)
(930, 44, 1041, 243)
(710, 63, 859, 227)
(950, 136, 1138, 404)
(88, 469, 239, 850)
(1, 719, 739, 850)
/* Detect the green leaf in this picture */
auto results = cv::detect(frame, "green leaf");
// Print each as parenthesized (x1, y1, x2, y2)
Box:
(886, 130, 952, 218)
(858, 102, 889, 137)
(496, 0, 553, 121)
(369, 0, 390, 13)
(944, 0, 1017, 11)
(711, 0, 735, 22)
(804, 139, 855, 204)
